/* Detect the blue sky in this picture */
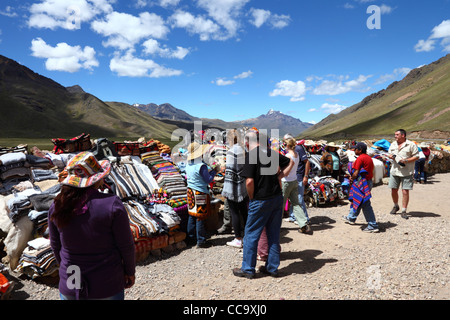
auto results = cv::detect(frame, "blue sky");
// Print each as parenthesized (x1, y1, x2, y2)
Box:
(1, 0, 450, 124)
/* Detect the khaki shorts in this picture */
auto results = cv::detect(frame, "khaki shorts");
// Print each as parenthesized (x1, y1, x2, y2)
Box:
(388, 175, 414, 190)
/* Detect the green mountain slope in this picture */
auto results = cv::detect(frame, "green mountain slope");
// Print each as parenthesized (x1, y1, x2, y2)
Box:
(0, 55, 177, 139)
(302, 54, 450, 139)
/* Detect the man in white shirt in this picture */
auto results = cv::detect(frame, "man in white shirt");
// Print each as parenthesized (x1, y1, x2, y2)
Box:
(386, 129, 419, 219)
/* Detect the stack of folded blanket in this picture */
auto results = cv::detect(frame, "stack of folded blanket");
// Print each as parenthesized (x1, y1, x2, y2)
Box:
(15, 238, 58, 279)
(141, 151, 187, 203)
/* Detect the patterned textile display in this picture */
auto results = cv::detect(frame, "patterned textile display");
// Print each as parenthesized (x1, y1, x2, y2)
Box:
(306, 176, 345, 206)
(187, 187, 211, 221)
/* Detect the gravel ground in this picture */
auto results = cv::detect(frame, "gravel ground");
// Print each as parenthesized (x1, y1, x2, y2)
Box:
(4, 173, 449, 301)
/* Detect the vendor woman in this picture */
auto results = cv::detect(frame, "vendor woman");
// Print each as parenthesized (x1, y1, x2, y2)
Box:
(185, 142, 221, 248)
(320, 142, 342, 181)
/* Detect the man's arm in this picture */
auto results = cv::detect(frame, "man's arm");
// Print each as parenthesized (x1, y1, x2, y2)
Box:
(303, 159, 310, 185)
(246, 177, 255, 200)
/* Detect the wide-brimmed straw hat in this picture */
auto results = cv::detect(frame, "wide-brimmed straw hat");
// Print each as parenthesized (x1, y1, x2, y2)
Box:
(187, 142, 210, 161)
(418, 142, 430, 149)
(325, 142, 341, 149)
(59, 151, 111, 188)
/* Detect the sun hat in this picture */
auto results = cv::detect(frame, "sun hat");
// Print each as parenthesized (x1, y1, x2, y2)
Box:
(59, 151, 111, 188)
(187, 142, 210, 161)
(325, 142, 341, 149)
(418, 142, 430, 149)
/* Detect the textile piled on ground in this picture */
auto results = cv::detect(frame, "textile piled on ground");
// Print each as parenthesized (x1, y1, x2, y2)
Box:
(306, 176, 345, 207)
(15, 238, 58, 279)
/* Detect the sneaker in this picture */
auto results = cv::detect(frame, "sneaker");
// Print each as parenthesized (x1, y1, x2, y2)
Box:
(283, 217, 295, 223)
(390, 204, 400, 215)
(362, 226, 379, 233)
(226, 238, 243, 248)
(232, 268, 254, 279)
(342, 215, 356, 225)
(401, 212, 409, 220)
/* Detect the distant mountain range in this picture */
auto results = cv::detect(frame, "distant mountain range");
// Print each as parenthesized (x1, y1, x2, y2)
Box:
(133, 103, 313, 137)
(1, 53, 449, 142)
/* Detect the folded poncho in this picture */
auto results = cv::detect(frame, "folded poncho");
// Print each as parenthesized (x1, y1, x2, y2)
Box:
(348, 166, 372, 211)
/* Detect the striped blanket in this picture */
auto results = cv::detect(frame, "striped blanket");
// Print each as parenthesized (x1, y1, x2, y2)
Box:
(348, 165, 372, 211)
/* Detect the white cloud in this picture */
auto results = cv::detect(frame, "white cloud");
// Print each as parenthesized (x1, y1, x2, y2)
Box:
(212, 70, 252, 86)
(212, 78, 235, 86)
(380, 4, 393, 14)
(249, 8, 270, 28)
(110, 50, 182, 78)
(320, 103, 348, 114)
(234, 70, 253, 79)
(159, 0, 181, 7)
(92, 11, 169, 50)
(196, 0, 250, 39)
(269, 80, 306, 102)
(312, 75, 371, 95)
(249, 8, 291, 29)
(414, 39, 436, 52)
(169, 10, 222, 41)
(28, 0, 114, 30)
(308, 108, 317, 112)
(375, 67, 411, 85)
(142, 39, 189, 59)
(30, 37, 98, 72)
(430, 20, 450, 39)
(415, 20, 450, 53)
(0, 6, 18, 17)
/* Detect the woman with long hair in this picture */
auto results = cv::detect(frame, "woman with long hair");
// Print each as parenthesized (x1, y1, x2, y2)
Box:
(48, 151, 136, 300)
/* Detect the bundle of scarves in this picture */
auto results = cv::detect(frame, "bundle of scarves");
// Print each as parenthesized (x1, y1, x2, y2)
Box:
(347, 162, 372, 211)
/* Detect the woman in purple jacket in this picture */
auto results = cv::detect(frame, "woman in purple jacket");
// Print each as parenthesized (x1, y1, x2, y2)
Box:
(48, 152, 136, 300)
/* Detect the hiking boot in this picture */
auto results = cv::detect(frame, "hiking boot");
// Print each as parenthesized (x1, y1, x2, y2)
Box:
(401, 212, 409, 220)
(342, 215, 356, 225)
(362, 226, 379, 233)
(232, 268, 254, 279)
(390, 204, 400, 215)
(258, 266, 279, 278)
(196, 241, 212, 249)
(299, 224, 313, 235)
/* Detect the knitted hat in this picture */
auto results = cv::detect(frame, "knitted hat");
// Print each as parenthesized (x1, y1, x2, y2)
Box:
(59, 151, 111, 188)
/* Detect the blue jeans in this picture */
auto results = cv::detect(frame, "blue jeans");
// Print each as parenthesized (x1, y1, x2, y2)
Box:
(414, 159, 427, 182)
(60, 290, 124, 300)
(241, 195, 283, 275)
(347, 181, 378, 229)
(187, 215, 206, 245)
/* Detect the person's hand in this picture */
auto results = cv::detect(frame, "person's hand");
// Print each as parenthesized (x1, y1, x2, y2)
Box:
(302, 176, 308, 186)
(124, 275, 135, 289)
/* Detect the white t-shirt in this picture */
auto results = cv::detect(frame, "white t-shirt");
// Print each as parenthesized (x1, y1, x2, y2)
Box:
(282, 152, 299, 182)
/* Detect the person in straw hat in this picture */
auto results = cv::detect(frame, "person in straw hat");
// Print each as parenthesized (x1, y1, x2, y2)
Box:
(48, 151, 136, 300)
(414, 142, 431, 184)
(320, 142, 343, 180)
(185, 141, 222, 248)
